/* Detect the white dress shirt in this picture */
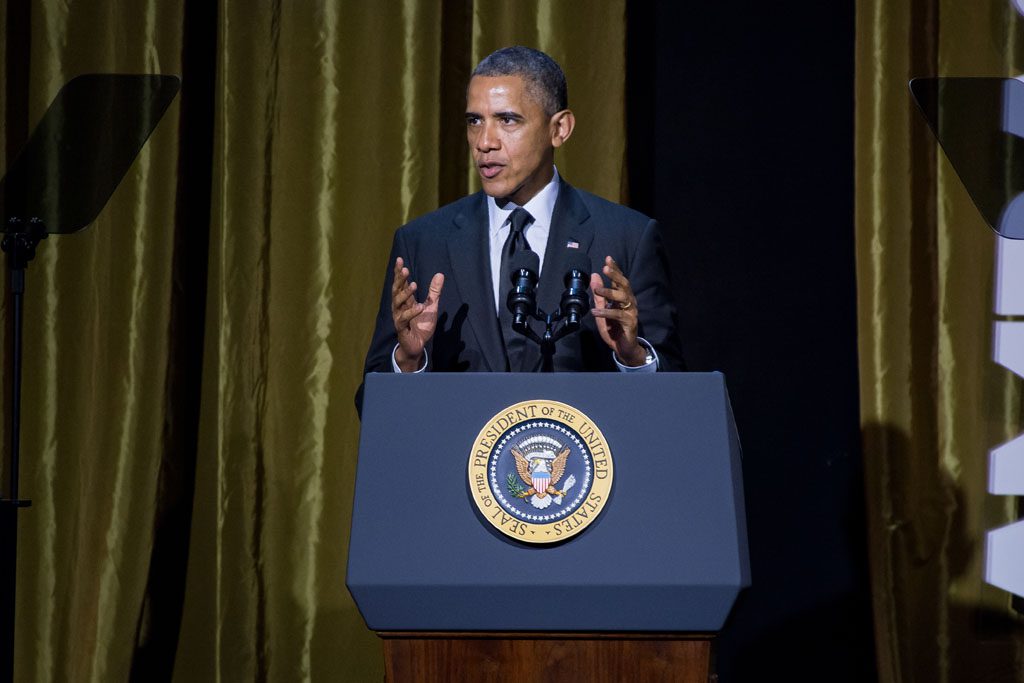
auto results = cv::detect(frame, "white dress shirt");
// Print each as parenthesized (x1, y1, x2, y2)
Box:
(487, 169, 560, 310)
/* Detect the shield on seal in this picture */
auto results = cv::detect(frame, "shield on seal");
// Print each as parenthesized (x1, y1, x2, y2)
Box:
(531, 472, 550, 497)
(528, 453, 554, 497)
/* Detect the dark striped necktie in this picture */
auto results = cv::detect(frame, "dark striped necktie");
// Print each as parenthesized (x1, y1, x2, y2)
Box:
(498, 207, 534, 371)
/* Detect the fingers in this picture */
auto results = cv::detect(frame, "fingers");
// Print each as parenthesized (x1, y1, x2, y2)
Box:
(391, 257, 422, 326)
(602, 256, 631, 290)
(394, 300, 424, 325)
(589, 273, 606, 308)
(592, 285, 631, 307)
(392, 257, 408, 291)
(591, 256, 636, 310)
(392, 259, 446, 330)
(590, 306, 633, 322)
(393, 279, 418, 310)
(426, 272, 445, 304)
(392, 282, 420, 320)
(590, 274, 630, 324)
(392, 258, 412, 304)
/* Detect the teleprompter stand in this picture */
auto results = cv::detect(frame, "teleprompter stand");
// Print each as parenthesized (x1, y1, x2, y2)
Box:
(0, 74, 179, 683)
(349, 372, 750, 681)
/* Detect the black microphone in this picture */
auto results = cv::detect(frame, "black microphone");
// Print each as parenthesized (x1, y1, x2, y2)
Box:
(560, 252, 591, 328)
(506, 250, 540, 332)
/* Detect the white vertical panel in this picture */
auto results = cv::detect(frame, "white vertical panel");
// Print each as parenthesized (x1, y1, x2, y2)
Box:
(990, 432, 1024, 494)
(995, 238, 1024, 314)
(993, 321, 1024, 376)
(986, 522, 1024, 596)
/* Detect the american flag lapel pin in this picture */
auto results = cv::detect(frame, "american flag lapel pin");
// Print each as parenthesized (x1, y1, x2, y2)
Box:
(566, 240, 579, 249)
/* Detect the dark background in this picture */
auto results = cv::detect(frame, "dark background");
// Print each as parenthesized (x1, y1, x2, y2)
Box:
(626, 1, 875, 680)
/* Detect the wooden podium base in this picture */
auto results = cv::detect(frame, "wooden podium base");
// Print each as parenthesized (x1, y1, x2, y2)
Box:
(379, 632, 714, 683)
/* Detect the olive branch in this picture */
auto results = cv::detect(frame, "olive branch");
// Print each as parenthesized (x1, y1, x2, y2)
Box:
(506, 472, 527, 497)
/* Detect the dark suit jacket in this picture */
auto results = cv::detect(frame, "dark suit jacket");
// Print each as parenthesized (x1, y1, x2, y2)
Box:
(361, 179, 683, 385)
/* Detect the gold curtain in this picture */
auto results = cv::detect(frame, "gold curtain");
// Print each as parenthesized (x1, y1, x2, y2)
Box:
(856, 0, 1024, 680)
(1, 1, 627, 680)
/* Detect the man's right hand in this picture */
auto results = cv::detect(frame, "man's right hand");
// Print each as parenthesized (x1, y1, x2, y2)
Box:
(391, 257, 445, 372)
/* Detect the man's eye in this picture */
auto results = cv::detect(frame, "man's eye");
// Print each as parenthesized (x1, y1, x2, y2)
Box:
(466, 116, 480, 126)
(501, 116, 516, 124)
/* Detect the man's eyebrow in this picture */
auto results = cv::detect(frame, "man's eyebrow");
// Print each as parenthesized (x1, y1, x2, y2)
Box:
(493, 110, 524, 120)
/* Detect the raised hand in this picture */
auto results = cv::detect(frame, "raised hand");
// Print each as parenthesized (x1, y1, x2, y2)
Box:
(590, 256, 647, 367)
(391, 257, 444, 372)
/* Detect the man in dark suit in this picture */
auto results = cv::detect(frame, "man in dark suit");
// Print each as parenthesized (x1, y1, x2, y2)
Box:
(361, 46, 682, 385)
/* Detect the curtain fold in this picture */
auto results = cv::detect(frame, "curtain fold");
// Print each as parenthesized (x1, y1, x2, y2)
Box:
(174, 2, 448, 679)
(856, 1, 1024, 681)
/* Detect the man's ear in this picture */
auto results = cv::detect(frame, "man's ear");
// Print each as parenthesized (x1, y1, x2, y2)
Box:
(550, 109, 575, 148)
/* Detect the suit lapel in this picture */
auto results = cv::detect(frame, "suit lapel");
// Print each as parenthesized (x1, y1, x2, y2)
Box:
(520, 181, 594, 372)
(448, 193, 505, 372)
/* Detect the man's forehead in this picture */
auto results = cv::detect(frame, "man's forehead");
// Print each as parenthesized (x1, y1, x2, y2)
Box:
(468, 75, 523, 99)
(466, 74, 543, 112)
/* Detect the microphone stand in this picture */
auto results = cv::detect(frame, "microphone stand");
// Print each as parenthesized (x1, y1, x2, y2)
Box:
(509, 283, 586, 373)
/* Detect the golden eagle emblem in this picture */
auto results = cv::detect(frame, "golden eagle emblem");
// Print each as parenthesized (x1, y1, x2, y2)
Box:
(510, 437, 576, 510)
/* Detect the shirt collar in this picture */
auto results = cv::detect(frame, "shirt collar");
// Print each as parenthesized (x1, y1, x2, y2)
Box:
(487, 166, 561, 235)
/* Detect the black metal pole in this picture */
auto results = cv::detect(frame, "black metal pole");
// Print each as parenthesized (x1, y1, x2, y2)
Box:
(0, 505, 14, 683)
(0, 277, 22, 683)
(0, 219, 41, 683)
(10, 269, 22, 504)
(0, 271, 23, 683)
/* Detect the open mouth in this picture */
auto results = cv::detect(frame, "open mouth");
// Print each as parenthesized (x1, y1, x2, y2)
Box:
(478, 163, 504, 179)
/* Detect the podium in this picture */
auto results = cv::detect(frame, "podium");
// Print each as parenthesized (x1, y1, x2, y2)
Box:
(348, 372, 749, 682)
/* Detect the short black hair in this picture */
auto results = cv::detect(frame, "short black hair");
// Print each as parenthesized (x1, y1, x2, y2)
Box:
(471, 46, 568, 116)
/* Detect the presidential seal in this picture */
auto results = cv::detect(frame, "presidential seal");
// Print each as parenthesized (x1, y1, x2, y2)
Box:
(468, 399, 613, 544)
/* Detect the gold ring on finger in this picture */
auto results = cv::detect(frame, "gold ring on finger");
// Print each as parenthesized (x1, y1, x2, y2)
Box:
(620, 300, 632, 310)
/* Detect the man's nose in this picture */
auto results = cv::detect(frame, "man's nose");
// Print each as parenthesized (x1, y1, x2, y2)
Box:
(476, 121, 500, 151)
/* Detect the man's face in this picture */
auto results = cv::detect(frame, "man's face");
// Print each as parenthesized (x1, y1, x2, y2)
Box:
(466, 75, 563, 206)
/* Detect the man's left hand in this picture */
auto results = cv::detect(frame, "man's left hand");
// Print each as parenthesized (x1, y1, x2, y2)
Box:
(590, 256, 648, 367)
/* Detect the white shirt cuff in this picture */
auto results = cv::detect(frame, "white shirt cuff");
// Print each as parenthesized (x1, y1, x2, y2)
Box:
(613, 337, 659, 373)
(391, 344, 428, 373)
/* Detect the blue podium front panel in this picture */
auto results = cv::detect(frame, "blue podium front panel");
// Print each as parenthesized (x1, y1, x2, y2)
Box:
(347, 372, 749, 632)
